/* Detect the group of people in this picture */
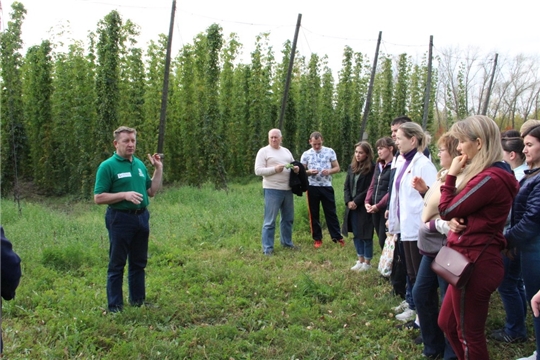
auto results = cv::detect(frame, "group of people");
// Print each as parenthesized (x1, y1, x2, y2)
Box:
(254, 129, 345, 255)
(3, 118, 539, 359)
(254, 116, 540, 360)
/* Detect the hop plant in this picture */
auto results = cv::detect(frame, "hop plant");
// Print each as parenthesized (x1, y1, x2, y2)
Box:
(285, 164, 294, 169)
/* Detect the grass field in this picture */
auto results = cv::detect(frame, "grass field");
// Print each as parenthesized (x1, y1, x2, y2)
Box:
(0, 174, 536, 359)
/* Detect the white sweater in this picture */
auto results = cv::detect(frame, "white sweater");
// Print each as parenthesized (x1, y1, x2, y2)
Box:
(254, 145, 294, 190)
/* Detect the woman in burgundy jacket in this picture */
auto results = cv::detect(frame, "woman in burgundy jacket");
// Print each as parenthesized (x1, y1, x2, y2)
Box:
(437, 115, 519, 360)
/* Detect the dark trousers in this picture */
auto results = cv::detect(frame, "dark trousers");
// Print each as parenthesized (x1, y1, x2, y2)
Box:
(306, 186, 342, 241)
(105, 208, 150, 311)
(372, 210, 387, 250)
(391, 235, 407, 298)
(497, 252, 527, 338)
(413, 255, 456, 359)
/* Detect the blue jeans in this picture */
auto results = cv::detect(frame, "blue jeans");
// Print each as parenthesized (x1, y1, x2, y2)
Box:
(521, 249, 540, 358)
(498, 252, 527, 338)
(351, 209, 373, 259)
(413, 255, 456, 359)
(262, 189, 294, 254)
(105, 208, 150, 311)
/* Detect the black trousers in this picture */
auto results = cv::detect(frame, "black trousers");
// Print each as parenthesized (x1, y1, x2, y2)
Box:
(306, 185, 342, 241)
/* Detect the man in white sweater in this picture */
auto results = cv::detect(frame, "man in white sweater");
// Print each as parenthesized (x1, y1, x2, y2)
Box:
(255, 129, 299, 255)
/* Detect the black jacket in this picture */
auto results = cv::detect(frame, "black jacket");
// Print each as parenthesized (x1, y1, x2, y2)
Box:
(289, 161, 308, 196)
(1, 226, 21, 301)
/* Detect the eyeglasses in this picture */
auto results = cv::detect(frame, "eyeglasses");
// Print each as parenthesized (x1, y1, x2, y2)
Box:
(438, 148, 446, 153)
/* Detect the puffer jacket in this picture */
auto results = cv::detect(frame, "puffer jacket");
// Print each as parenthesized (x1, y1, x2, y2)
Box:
(505, 168, 540, 252)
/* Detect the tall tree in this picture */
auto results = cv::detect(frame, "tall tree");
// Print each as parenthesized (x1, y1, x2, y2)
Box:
(219, 32, 242, 175)
(22, 41, 54, 193)
(394, 53, 411, 118)
(51, 41, 97, 197)
(95, 10, 122, 163)
(335, 46, 354, 165)
(118, 20, 145, 132)
(378, 55, 394, 138)
(247, 34, 274, 163)
(141, 34, 167, 157)
(276, 41, 300, 154)
(202, 24, 227, 189)
(319, 57, 336, 150)
(0, 2, 28, 197)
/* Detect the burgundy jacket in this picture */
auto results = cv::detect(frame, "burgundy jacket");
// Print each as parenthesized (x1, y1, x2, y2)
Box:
(439, 162, 519, 257)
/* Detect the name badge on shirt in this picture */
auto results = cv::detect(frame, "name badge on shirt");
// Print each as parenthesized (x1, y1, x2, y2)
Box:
(118, 172, 132, 179)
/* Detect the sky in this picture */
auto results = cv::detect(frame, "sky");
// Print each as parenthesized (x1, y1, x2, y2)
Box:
(1, 0, 539, 73)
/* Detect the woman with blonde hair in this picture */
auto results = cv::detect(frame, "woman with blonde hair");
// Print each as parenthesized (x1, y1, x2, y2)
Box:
(437, 115, 519, 360)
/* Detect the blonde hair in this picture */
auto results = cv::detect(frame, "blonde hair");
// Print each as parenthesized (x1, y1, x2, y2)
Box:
(114, 126, 137, 140)
(450, 115, 503, 192)
(398, 122, 430, 152)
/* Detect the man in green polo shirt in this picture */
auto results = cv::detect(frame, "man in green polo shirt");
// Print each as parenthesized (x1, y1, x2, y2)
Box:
(94, 126, 163, 312)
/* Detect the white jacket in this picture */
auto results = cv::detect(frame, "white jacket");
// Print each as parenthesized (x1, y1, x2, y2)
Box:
(387, 152, 437, 241)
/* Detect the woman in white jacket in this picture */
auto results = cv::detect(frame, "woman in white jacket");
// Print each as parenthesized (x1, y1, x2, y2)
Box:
(387, 122, 437, 322)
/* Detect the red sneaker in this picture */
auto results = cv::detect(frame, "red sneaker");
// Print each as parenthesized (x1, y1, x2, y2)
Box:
(314, 240, 322, 248)
(337, 239, 345, 247)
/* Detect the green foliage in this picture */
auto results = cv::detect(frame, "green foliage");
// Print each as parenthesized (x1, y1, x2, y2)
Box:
(0, 2, 28, 196)
(51, 41, 97, 198)
(23, 41, 54, 193)
(141, 34, 166, 157)
(202, 23, 227, 190)
(17, 6, 540, 202)
(394, 53, 411, 118)
(95, 10, 122, 162)
(319, 59, 336, 148)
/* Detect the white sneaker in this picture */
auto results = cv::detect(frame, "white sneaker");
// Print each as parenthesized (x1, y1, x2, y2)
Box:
(517, 351, 537, 360)
(350, 261, 364, 271)
(396, 308, 417, 322)
(360, 263, 372, 271)
(393, 300, 409, 313)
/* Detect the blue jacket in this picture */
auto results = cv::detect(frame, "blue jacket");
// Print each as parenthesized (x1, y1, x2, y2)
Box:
(505, 168, 540, 252)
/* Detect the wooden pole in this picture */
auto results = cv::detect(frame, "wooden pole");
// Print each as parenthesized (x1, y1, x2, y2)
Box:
(278, 13, 302, 130)
(359, 31, 382, 140)
(157, 0, 176, 154)
(481, 53, 498, 116)
(422, 35, 433, 130)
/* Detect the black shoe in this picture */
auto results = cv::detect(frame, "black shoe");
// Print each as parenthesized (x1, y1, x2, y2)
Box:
(414, 335, 423, 345)
(108, 306, 123, 313)
(395, 320, 420, 330)
(283, 244, 300, 251)
(490, 329, 527, 343)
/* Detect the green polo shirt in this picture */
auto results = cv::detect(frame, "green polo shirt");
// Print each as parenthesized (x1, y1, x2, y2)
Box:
(94, 152, 152, 210)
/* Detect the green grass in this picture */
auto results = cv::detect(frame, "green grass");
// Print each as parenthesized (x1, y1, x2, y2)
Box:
(1, 173, 535, 359)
